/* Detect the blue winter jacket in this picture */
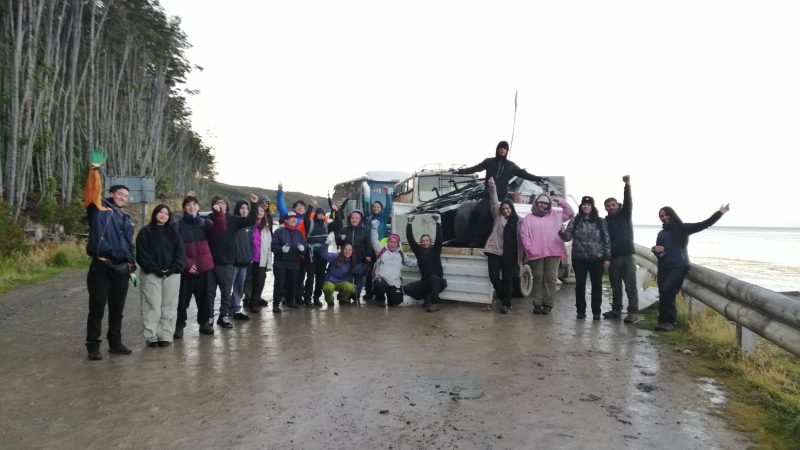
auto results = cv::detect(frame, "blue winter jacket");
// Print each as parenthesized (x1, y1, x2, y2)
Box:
(86, 198, 136, 266)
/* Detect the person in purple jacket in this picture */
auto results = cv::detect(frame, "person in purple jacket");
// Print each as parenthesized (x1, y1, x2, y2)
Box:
(320, 244, 364, 306)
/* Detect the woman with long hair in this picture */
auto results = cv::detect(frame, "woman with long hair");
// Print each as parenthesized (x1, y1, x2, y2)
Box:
(560, 196, 611, 320)
(484, 177, 520, 314)
(136, 204, 185, 347)
(652, 203, 729, 331)
(248, 201, 273, 313)
(320, 244, 363, 306)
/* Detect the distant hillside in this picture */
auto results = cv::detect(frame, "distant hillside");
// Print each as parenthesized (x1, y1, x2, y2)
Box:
(191, 180, 328, 212)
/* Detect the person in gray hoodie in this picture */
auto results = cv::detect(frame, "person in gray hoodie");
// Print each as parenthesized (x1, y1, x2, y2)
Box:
(370, 220, 417, 307)
(560, 195, 611, 320)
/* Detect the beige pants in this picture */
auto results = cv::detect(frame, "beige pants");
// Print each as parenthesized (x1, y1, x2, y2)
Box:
(528, 257, 561, 307)
(140, 272, 180, 343)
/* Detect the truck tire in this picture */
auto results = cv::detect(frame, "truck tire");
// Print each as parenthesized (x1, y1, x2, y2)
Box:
(453, 200, 478, 245)
(513, 263, 533, 298)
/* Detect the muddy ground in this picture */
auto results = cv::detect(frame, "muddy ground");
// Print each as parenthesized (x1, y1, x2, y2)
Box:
(0, 270, 751, 449)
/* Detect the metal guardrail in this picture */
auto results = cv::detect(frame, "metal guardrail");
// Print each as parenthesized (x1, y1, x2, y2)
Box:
(633, 244, 800, 357)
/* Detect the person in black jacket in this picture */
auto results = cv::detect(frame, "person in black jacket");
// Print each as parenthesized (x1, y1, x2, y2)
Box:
(454, 140, 545, 246)
(136, 205, 185, 347)
(335, 209, 372, 302)
(206, 193, 258, 329)
(403, 215, 447, 312)
(230, 200, 255, 321)
(271, 211, 307, 312)
(651, 203, 729, 331)
(603, 175, 639, 323)
(304, 207, 330, 307)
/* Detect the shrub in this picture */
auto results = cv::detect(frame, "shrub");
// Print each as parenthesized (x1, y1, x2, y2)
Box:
(0, 202, 30, 257)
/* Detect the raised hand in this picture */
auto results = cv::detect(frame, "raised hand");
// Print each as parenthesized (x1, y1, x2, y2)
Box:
(719, 203, 730, 214)
(212, 203, 221, 212)
(407, 215, 415, 223)
(431, 214, 440, 223)
(622, 175, 630, 183)
(250, 193, 258, 203)
(371, 219, 380, 229)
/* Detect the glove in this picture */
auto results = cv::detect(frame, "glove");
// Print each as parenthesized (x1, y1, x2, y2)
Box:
(325, 234, 335, 245)
(432, 214, 440, 223)
(407, 215, 415, 223)
(371, 219, 380, 229)
(297, 244, 305, 252)
(282, 244, 290, 253)
(89, 147, 107, 167)
(130, 273, 139, 287)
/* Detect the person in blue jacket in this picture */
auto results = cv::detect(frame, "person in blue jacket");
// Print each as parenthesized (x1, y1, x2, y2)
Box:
(651, 203, 729, 331)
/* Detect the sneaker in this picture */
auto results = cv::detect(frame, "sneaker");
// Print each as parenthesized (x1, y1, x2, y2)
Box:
(501, 305, 510, 314)
(576, 313, 586, 319)
(173, 327, 184, 339)
(603, 310, 622, 319)
(158, 341, 172, 347)
(233, 312, 250, 321)
(624, 313, 639, 324)
(258, 299, 269, 306)
(217, 315, 234, 329)
(541, 306, 552, 315)
(87, 351, 103, 361)
(655, 322, 675, 332)
(108, 344, 132, 355)
(532, 305, 543, 314)
(199, 323, 215, 335)
(147, 341, 159, 348)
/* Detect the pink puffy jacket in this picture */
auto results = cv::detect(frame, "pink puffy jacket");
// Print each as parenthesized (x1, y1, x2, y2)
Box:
(519, 196, 574, 262)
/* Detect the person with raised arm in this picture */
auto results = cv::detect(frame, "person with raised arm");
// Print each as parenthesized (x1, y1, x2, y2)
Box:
(603, 175, 640, 323)
(651, 203, 730, 331)
(483, 177, 520, 314)
(370, 219, 417, 307)
(403, 215, 447, 312)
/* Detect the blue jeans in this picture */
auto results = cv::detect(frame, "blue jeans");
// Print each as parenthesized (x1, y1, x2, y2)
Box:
(231, 265, 248, 313)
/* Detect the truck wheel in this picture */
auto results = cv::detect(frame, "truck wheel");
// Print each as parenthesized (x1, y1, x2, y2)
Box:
(453, 200, 478, 245)
(513, 263, 533, 298)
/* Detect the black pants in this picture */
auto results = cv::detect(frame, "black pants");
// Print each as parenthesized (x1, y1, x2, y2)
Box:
(403, 275, 446, 304)
(274, 266, 297, 306)
(657, 266, 689, 325)
(373, 277, 404, 306)
(250, 263, 268, 305)
(177, 270, 214, 327)
(303, 256, 328, 301)
(294, 257, 308, 303)
(573, 258, 604, 315)
(86, 259, 129, 346)
(487, 253, 514, 307)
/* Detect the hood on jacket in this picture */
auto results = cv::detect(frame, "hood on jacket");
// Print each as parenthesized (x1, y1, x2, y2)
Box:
(233, 200, 250, 217)
(530, 193, 553, 217)
(348, 209, 364, 225)
(495, 140, 509, 159)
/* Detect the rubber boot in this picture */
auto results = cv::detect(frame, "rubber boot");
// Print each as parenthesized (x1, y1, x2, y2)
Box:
(86, 342, 103, 361)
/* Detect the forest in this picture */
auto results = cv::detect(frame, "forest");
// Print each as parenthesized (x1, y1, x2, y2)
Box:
(0, 0, 215, 228)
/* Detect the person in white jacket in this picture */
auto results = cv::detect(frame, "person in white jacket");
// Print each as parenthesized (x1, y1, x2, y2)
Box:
(248, 202, 273, 313)
(370, 219, 416, 307)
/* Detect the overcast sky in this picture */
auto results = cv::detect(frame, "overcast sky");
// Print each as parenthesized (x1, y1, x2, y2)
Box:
(159, 0, 799, 227)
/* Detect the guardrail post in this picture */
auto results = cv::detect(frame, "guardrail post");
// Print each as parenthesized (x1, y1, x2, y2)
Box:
(687, 297, 706, 317)
(736, 325, 757, 356)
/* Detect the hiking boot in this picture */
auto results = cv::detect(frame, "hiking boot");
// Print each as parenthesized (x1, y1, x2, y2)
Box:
(108, 344, 132, 355)
(86, 343, 103, 361)
(258, 299, 269, 306)
(624, 313, 639, 324)
(576, 313, 586, 319)
(593, 314, 601, 321)
(173, 327, 184, 339)
(655, 322, 675, 332)
(217, 315, 234, 329)
(603, 310, 622, 319)
(542, 306, 552, 315)
(233, 312, 250, 321)
(157, 341, 172, 347)
(427, 303, 440, 313)
(501, 305, 510, 314)
(199, 323, 215, 335)
(532, 305, 544, 314)
(147, 341, 159, 348)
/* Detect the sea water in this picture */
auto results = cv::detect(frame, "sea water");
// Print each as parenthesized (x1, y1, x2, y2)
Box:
(634, 226, 800, 293)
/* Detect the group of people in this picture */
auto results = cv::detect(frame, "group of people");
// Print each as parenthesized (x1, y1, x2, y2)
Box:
(81, 143, 729, 361)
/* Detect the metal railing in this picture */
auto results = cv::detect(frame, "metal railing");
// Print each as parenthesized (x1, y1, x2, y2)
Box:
(633, 244, 800, 357)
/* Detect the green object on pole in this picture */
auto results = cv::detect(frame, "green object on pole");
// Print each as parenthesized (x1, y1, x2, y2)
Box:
(89, 147, 107, 167)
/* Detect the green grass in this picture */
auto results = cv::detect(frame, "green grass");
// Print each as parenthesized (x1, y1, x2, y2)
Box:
(0, 239, 89, 295)
(639, 294, 800, 450)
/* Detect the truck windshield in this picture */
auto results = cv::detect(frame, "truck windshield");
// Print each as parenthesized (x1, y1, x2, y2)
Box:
(418, 175, 475, 202)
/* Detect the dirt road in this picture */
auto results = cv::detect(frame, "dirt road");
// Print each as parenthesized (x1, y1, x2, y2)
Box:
(0, 269, 750, 449)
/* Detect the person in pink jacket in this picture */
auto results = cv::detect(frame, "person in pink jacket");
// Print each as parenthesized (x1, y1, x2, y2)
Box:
(519, 192, 574, 314)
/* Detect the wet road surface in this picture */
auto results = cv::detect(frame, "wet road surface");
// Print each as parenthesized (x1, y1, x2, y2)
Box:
(0, 270, 751, 449)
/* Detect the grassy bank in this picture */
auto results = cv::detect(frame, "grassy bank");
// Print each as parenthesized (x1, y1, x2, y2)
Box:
(639, 296, 800, 449)
(0, 239, 89, 295)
